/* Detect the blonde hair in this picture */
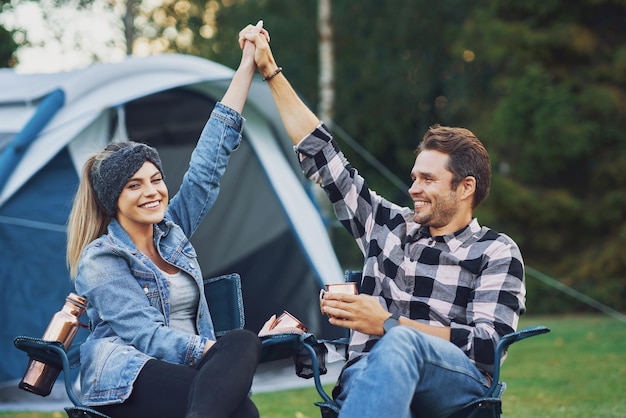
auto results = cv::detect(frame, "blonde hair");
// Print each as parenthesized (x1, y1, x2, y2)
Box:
(66, 151, 113, 279)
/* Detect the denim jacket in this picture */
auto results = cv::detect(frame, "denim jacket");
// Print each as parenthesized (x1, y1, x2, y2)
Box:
(74, 103, 243, 406)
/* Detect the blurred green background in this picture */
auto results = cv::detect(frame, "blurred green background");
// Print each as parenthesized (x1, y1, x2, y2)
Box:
(2, 0, 625, 314)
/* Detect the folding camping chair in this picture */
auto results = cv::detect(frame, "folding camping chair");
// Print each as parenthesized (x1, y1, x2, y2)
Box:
(311, 325, 550, 418)
(14, 271, 550, 418)
(310, 271, 551, 418)
(14, 273, 248, 418)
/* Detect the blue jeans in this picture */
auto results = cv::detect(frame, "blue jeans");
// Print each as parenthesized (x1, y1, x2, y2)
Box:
(335, 326, 490, 418)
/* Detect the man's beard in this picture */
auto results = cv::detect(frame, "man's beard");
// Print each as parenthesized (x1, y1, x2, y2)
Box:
(413, 191, 458, 229)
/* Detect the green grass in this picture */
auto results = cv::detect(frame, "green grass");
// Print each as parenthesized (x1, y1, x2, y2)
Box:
(494, 315, 626, 418)
(2, 315, 625, 418)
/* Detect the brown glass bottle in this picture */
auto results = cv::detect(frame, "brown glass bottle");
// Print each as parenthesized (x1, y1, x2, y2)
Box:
(19, 293, 87, 396)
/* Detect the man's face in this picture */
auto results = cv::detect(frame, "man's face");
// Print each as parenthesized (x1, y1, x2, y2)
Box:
(408, 150, 461, 233)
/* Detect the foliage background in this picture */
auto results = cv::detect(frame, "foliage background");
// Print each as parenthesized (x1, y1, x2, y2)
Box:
(1, 0, 625, 314)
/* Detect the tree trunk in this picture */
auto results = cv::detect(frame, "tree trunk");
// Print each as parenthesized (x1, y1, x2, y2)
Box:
(124, 0, 136, 55)
(318, 0, 334, 122)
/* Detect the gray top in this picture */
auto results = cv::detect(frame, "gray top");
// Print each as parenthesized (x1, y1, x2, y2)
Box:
(164, 269, 199, 335)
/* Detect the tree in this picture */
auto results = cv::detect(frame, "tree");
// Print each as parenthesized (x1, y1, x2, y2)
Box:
(318, 0, 334, 122)
(0, 0, 20, 67)
(211, 2, 626, 312)
(0, 25, 17, 67)
(329, 1, 474, 200)
(450, 0, 626, 311)
(3, 0, 623, 312)
(0, 0, 126, 71)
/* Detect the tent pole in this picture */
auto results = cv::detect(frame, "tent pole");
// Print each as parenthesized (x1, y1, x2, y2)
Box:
(0, 89, 65, 196)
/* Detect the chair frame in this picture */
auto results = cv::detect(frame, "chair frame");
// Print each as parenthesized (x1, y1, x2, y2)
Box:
(14, 272, 550, 418)
(13, 336, 108, 418)
(309, 326, 550, 418)
(13, 273, 246, 418)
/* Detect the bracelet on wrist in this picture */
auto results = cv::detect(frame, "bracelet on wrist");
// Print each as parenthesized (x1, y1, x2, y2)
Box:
(263, 67, 283, 82)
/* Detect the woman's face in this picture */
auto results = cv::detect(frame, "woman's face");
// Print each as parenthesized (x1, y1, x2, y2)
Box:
(116, 161, 168, 233)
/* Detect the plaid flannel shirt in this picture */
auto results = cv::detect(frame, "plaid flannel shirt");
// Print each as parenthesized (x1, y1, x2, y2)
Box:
(295, 123, 526, 373)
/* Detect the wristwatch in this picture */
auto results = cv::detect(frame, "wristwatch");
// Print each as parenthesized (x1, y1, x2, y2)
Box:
(383, 313, 400, 334)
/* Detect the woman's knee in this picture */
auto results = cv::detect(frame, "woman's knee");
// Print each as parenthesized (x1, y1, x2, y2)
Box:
(229, 329, 262, 351)
(197, 329, 261, 370)
(217, 329, 262, 359)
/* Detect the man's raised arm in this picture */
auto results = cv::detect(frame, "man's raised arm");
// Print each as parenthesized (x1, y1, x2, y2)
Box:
(242, 28, 321, 145)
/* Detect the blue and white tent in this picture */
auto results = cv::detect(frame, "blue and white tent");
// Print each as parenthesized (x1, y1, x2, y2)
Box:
(0, 54, 344, 384)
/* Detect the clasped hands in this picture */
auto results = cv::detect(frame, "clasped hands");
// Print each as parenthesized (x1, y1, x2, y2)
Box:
(237, 20, 279, 78)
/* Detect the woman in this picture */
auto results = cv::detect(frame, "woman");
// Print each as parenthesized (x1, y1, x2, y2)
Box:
(66, 22, 269, 418)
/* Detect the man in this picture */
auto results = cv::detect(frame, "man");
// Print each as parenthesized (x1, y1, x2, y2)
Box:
(243, 27, 526, 418)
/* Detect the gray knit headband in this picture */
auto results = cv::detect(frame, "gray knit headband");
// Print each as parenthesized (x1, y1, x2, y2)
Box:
(90, 142, 164, 217)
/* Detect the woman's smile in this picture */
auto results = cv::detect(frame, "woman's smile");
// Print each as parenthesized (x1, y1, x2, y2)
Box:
(140, 200, 161, 210)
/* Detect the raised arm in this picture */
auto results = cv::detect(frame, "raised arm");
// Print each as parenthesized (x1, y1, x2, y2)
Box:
(242, 27, 320, 144)
(220, 21, 266, 113)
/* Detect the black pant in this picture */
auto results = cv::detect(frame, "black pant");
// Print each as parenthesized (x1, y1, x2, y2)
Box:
(95, 329, 262, 418)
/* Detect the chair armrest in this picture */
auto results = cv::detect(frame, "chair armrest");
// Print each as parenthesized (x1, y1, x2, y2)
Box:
(260, 333, 334, 404)
(14, 336, 83, 407)
(486, 326, 550, 397)
(449, 327, 550, 417)
(497, 326, 551, 352)
(260, 333, 302, 363)
(14, 336, 67, 369)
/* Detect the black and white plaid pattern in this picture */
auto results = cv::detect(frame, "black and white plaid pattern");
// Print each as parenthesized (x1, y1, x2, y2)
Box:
(295, 123, 526, 373)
